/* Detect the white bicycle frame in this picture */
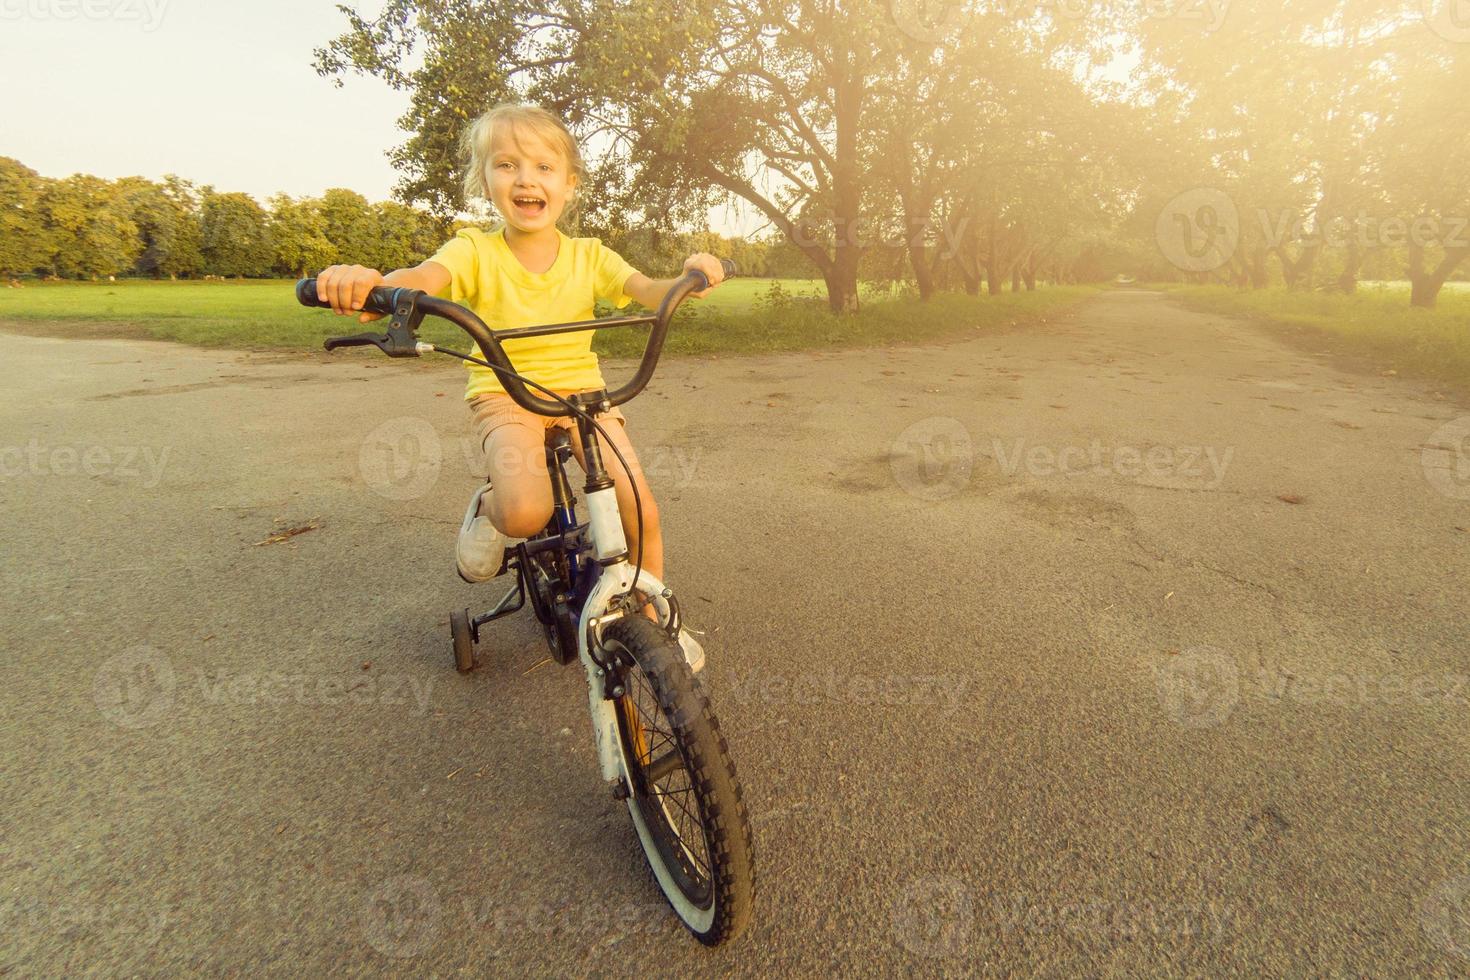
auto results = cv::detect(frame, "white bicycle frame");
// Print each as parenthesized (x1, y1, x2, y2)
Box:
(576, 483, 718, 929)
(574, 483, 674, 786)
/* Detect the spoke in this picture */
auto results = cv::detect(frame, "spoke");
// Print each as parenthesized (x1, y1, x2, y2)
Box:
(652, 781, 703, 835)
(619, 657, 713, 887)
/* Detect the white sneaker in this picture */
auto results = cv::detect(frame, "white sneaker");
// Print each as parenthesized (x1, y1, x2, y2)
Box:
(456, 483, 506, 583)
(677, 628, 706, 674)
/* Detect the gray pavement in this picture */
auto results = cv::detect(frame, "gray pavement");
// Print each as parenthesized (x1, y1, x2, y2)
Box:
(2, 290, 1468, 975)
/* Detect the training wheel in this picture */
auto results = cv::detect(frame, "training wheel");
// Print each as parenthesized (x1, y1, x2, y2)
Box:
(450, 608, 476, 673)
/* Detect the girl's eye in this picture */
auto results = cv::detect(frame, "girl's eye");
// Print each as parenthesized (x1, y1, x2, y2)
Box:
(539, 164, 552, 172)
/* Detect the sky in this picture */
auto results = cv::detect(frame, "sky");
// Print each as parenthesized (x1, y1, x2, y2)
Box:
(2, 0, 412, 202)
(0, 0, 767, 236)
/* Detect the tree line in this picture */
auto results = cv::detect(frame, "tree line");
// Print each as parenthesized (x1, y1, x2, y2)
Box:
(0, 157, 785, 282)
(0, 158, 448, 280)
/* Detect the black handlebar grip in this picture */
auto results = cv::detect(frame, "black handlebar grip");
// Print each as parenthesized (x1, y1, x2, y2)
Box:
(295, 278, 400, 316)
(721, 258, 738, 279)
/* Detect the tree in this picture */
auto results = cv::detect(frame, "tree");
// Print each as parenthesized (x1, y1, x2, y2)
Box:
(117, 175, 204, 278)
(200, 191, 274, 277)
(38, 174, 142, 278)
(1379, 32, 1470, 308)
(319, 188, 381, 265)
(371, 199, 448, 271)
(0, 158, 51, 277)
(269, 194, 337, 278)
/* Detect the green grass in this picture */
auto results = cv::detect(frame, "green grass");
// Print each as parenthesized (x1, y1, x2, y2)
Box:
(0, 277, 1097, 356)
(1174, 282, 1470, 391)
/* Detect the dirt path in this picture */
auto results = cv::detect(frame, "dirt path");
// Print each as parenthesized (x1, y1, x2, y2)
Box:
(3, 291, 1468, 974)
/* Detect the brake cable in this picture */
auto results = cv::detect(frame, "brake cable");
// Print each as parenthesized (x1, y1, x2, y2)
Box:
(426, 345, 651, 617)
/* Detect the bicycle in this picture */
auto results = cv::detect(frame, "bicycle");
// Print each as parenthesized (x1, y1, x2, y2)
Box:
(295, 263, 755, 945)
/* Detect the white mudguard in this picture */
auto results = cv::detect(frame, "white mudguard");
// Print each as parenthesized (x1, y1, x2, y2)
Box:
(578, 556, 675, 785)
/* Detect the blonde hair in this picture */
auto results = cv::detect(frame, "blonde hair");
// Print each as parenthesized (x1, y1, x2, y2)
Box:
(460, 103, 586, 216)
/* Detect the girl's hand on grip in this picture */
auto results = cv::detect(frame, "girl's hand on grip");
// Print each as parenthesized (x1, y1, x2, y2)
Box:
(682, 253, 725, 299)
(317, 265, 387, 322)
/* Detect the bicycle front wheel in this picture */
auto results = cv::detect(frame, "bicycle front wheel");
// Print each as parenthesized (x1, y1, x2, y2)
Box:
(603, 616, 755, 945)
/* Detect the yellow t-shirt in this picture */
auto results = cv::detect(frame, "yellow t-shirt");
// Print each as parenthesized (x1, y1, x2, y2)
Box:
(427, 226, 639, 399)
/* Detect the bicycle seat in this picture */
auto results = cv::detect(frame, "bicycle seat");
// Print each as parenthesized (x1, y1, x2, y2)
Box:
(547, 428, 573, 455)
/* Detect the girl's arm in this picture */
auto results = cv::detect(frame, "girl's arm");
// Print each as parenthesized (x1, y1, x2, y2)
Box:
(316, 261, 452, 323)
(624, 252, 726, 309)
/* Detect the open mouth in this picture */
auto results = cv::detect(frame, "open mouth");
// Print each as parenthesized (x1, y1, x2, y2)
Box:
(512, 195, 547, 217)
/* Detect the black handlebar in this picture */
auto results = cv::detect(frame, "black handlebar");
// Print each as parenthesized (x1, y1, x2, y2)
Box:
(298, 259, 737, 417)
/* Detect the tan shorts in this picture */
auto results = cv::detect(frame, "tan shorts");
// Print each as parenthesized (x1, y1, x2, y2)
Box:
(468, 390, 626, 452)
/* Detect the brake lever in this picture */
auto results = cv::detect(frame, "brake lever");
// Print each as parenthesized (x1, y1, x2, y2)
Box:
(322, 287, 426, 357)
(323, 332, 389, 352)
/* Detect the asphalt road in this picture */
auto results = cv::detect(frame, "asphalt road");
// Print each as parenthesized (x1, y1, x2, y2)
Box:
(3, 290, 1469, 975)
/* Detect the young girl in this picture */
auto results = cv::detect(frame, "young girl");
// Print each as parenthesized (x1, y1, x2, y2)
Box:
(314, 103, 724, 670)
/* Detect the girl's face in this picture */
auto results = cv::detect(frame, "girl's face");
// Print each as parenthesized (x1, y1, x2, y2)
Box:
(485, 125, 576, 235)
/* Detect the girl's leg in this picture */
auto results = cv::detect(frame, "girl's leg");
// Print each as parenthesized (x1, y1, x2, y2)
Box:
(482, 421, 556, 538)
